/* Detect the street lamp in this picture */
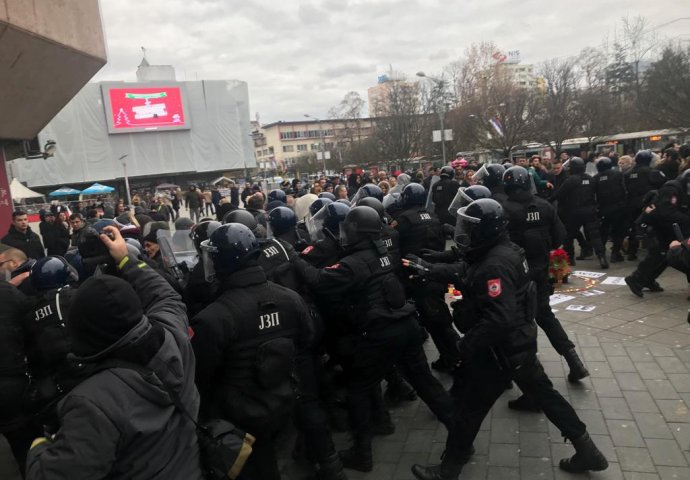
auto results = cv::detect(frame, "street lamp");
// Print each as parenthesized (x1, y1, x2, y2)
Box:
(304, 114, 327, 174)
(119, 154, 131, 205)
(417, 71, 448, 164)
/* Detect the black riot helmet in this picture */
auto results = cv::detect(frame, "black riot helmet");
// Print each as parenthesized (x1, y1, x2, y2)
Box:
(200, 223, 260, 281)
(401, 183, 426, 208)
(190, 220, 222, 253)
(223, 209, 258, 230)
(351, 184, 384, 204)
(323, 202, 351, 236)
(439, 165, 455, 179)
(309, 197, 333, 217)
(454, 199, 508, 252)
(596, 157, 613, 173)
(503, 166, 531, 193)
(30, 255, 79, 291)
(318, 192, 336, 201)
(475, 163, 506, 189)
(267, 206, 297, 237)
(267, 189, 287, 205)
(447, 185, 492, 218)
(340, 206, 383, 248)
(357, 197, 385, 221)
(635, 150, 653, 166)
(568, 156, 586, 174)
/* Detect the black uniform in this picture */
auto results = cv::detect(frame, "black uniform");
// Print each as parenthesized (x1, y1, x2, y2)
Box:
(258, 238, 300, 291)
(0, 281, 39, 475)
(488, 184, 508, 204)
(442, 238, 586, 467)
(432, 177, 460, 226)
(592, 169, 628, 258)
(293, 246, 453, 447)
(628, 179, 690, 288)
(624, 165, 666, 258)
(191, 265, 316, 480)
(502, 190, 574, 355)
(555, 172, 605, 260)
(396, 206, 460, 367)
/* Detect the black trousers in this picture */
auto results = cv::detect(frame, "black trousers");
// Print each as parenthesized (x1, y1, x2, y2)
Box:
(599, 208, 628, 254)
(631, 238, 668, 286)
(531, 267, 575, 355)
(444, 350, 586, 462)
(625, 206, 642, 256)
(563, 212, 604, 259)
(412, 281, 461, 364)
(347, 317, 453, 438)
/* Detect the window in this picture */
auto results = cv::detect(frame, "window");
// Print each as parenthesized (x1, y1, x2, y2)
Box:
(268, 147, 274, 154)
(311, 144, 319, 150)
(297, 144, 308, 151)
(282, 145, 294, 153)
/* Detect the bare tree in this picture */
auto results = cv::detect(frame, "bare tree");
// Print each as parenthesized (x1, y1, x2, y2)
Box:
(638, 44, 690, 128)
(328, 91, 369, 168)
(534, 58, 581, 153)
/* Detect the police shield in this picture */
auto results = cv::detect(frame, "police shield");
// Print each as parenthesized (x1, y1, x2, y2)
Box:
(425, 175, 441, 210)
(306, 206, 328, 242)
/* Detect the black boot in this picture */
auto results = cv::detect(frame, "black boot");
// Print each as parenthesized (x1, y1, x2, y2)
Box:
(411, 458, 464, 480)
(372, 412, 395, 436)
(598, 253, 609, 269)
(625, 275, 644, 298)
(316, 453, 348, 480)
(339, 435, 373, 472)
(508, 394, 542, 412)
(610, 251, 624, 263)
(645, 281, 664, 292)
(384, 374, 418, 404)
(559, 432, 609, 473)
(564, 348, 589, 383)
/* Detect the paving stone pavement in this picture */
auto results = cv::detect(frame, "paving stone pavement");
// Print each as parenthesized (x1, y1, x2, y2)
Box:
(2, 256, 690, 479)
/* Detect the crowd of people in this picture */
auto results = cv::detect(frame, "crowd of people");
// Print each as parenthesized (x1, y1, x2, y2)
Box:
(2, 142, 690, 480)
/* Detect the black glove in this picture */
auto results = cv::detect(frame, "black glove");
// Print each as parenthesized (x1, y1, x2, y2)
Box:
(402, 254, 431, 275)
(421, 248, 457, 263)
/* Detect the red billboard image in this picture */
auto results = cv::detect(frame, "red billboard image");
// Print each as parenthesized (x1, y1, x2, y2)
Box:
(107, 86, 188, 132)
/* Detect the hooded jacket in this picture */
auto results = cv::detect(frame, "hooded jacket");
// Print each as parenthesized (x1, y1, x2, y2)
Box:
(26, 258, 203, 480)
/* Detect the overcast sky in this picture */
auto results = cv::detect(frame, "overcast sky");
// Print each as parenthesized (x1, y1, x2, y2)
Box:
(95, 0, 688, 123)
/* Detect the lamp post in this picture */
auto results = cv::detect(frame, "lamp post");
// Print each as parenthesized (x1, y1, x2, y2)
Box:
(304, 114, 327, 174)
(119, 154, 131, 205)
(417, 71, 447, 164)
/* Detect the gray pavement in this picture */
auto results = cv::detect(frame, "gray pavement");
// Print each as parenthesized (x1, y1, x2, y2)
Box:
(2, 256, 690, 479)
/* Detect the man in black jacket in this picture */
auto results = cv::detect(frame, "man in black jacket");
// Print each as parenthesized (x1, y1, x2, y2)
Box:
(410, 199, 608, 480)
(2, 210, 45, 260)
(191, 224, 324, 480)
(624, 150, 667, 260)
(555, 158, 608, 268)
(592, 157, 628, 263)
(500, 167, 589, 411)
(291, 206, 453, 472)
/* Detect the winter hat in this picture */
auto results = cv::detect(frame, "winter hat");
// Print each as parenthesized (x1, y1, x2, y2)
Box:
(68, 274, 143, 357)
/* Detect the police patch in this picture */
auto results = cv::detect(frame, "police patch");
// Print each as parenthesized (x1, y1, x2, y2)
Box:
(300, 245, 314, 255)
(487, 278, 502, 298)
(326, 263, 341, 270)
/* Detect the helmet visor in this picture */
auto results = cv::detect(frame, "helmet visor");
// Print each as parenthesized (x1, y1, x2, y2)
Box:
(454, 207, 481, 249)
(447, 188, 475, 218)
(425, 175, 440, 210)
(339, 221, 358, 247)
(307, 206, 328, 242)
(473, 164, 489, 184)
(200, 239, 218, 283)
(350, 188, 369, 205)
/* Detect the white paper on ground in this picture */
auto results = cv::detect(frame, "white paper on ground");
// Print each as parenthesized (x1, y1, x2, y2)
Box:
(601, 276, 626, 285)
(580, 289, 605, 297)
(565, 304, 596, 312)
(571, 270, 607, 279)
(550, 294, 576, 306)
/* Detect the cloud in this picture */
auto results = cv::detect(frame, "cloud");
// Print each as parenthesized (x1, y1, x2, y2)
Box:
(94, 0, 683, 123)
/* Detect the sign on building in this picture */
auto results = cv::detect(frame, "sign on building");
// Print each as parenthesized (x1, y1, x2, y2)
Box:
(432, 129, 453, 142)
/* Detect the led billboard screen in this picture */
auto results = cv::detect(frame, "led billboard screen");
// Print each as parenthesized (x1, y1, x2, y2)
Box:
(101, 84, 191, 134)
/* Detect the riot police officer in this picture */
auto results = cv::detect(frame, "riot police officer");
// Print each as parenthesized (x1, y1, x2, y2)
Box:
(184, 220, 221, 318)
(431, 166, 460, 226)
(267, 205, 307, 251)
(350, 183, 384, 204)
(291, 207, 453, 472)
(191, 224, 334, 480)
(266, 189, 288, 211)
(410, 199, 608, 480)
(223, 208, 267, 239)
(555, 157, 609, 268)
(501, 167, 589, 401)
(624, 150, 667, 260)
(396, 183, 460, 372)
(474, 163, 507, 203)
(302, 202, 350, 268)
(24, 256, 80, 420)
(592, 157, 628, 263)
(626, 169, 690, 297)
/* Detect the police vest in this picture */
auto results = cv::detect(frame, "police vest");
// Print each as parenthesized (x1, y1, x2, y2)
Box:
(504, 197, 552, 262)
(24, 287, 73, 379)
(397, 208, 445, 256)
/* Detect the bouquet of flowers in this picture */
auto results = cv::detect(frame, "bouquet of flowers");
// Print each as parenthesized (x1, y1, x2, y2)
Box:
(549, 248, 570, 285)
